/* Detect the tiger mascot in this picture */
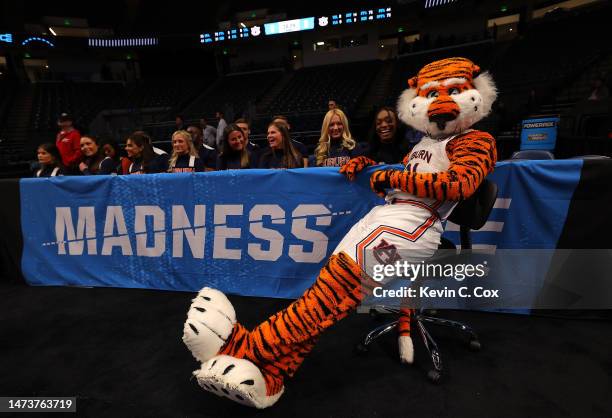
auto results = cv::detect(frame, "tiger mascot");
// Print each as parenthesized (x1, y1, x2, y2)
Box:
(182, 57, 498, 408)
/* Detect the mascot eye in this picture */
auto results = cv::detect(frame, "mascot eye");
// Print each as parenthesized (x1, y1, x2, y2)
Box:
(426, 90, 439, 99)
(448, 87, 460, 95)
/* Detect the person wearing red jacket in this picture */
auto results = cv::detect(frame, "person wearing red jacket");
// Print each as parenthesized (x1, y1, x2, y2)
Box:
(55, 113, 82, 173)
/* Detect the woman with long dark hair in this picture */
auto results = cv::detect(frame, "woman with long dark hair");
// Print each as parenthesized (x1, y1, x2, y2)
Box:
(367, 106, 411, 164)
(78, 135, 116, 175)
(257, 121, 303, 169)
(101, 139, 122, 172)
(124, 132, 159, 174)
(34, 143, 64, 177)
(216, 124, 252, 170)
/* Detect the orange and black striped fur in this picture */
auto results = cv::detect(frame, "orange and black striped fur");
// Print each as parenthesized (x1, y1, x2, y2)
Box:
(215, 251, 376, 396)
(370, 130, 497, 199)
(184, 57, 497, 407)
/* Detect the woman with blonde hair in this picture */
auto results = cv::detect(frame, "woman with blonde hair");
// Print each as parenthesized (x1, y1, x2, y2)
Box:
(313, 108, 365, 167)
(168, 130, 205, 173)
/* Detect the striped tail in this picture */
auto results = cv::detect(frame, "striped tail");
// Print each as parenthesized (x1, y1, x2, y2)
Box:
(398, 307, 412, 337)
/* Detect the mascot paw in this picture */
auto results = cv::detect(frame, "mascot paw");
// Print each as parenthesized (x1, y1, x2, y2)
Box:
(183, 287, 237, 363)
(194, 355, 284, 409)
(398, 335, 414, 364)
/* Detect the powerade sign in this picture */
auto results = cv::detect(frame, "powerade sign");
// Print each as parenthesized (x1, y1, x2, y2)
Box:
(520, 117, 559, 151)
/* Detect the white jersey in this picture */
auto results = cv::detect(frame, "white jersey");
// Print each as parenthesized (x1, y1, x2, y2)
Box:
(334, 132, 468, 267)
(386, 131, 469, 221)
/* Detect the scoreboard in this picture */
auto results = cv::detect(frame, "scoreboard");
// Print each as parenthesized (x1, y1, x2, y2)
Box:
(329, 8, 392, 25)
(199, 6, 392, 44)
(264, 17, 315, 36)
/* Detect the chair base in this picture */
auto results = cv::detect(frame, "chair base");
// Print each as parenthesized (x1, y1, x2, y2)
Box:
(355, 309, 481, 383)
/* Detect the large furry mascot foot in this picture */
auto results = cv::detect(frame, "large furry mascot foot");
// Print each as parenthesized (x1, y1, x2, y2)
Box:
(183, 288, 283, 408)
(183, 287, 236, 363)
(195, 355, 284, 409)
(183, 252, 369, 409)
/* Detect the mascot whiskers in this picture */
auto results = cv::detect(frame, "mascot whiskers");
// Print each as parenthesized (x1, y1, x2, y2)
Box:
(182, 57, 497, 408)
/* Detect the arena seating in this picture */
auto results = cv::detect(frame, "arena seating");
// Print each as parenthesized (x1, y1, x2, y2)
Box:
(30, 79, 207, 144)
(1, 0, 610, 172)
(181, 70, 282, 120)
(267, 60, 381, 115)
(31, 82, 123, 134)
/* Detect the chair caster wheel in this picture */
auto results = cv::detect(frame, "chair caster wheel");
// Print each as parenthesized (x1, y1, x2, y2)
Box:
(427, 370, 441, 383)
(469, 339, 481, 351)
(354, 343, 369, 355)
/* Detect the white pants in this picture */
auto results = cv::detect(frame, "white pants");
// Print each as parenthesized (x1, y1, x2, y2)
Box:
(333, 203, 443, 269)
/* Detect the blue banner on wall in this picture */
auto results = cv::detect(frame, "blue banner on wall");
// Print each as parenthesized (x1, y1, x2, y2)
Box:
(520, 117, 560, 150)
(20, 162, 582, 299)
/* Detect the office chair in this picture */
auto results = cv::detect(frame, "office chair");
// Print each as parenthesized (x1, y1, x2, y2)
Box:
(511, 150, 554, 160)
(355, 179, 498, 383)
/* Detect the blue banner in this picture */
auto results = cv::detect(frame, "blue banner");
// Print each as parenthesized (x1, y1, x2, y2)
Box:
(20, 161, 582, 299)
(520, 117, 559, 150)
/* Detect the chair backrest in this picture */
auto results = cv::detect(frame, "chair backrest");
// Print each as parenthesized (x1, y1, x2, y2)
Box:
(511, 150, 554, 160)
(446, 179, 498, 249)
(448, 179, 498, 230)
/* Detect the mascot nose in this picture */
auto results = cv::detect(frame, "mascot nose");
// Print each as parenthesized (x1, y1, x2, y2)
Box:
(429, 113, 456, 130)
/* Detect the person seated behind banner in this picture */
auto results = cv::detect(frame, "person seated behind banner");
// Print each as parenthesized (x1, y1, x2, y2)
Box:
(78, 135, 117, 175)
(101, 139, 122, 173)
(271, 115, 309, 167)
(129, 130, 170, 172)
(123, 132, 167, 174)
(311, 108, 366, 167)
(367, 106, 410, 164)
(234, 118, 259, 152)
(234, 118, 260, 167)
(34, 143, 65, 177)
(257, 121, 304, 169)
(167, 130, 206, 173)
(186, 125, 217, 171)
(200, 117, 217, 149)
(216, 124, 253, 170)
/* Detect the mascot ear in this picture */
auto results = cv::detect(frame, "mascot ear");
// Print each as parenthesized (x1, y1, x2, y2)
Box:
(407, 76, 418, 89)
(473, 71, 497, 116)
(397, 86, 418, 126)
(472, 64, 481, 77)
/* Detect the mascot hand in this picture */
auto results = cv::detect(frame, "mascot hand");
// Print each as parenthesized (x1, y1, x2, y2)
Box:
(340, 156, 376, 181)
(370, 170, 396, 197)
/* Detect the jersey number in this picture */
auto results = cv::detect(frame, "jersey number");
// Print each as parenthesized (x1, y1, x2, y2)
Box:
(404, 162, 420, 173)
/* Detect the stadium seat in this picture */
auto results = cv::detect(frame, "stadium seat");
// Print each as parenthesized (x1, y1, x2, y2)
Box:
(511, 150, 555, 160)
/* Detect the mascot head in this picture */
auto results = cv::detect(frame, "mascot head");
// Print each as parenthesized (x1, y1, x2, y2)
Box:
(397, 57, 497, 139)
